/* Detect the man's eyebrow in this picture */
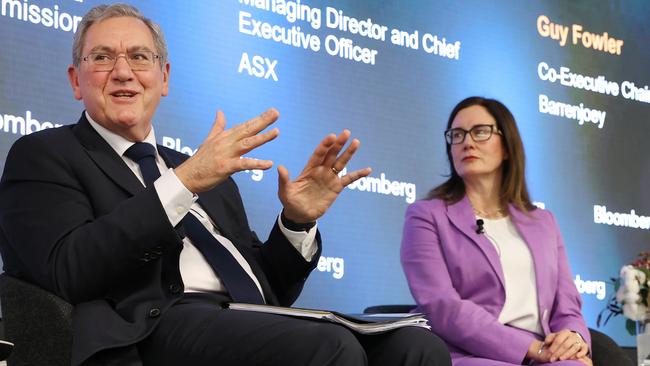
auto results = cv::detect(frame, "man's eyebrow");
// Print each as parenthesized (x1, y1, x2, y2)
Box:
(88, 45, 115, 53)
(127, 45, 155, 53)
(87, 45, 155, 53)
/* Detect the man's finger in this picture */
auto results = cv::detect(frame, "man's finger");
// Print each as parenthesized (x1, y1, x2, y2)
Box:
(207, 110, 226, 140)
(322, 130, 351, 167)
(304, 134, 336, 168)
(239, 128, 280, 153)
(237, 157, 274, 172)
(277, 165, 290, 193)
(340, 167, 372, 187)
(231, 108, 280, 140)
(332, 138, 360, 171)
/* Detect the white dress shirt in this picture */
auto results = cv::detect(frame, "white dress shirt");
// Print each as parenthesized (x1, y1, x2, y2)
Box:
(86, 113, 318, 300)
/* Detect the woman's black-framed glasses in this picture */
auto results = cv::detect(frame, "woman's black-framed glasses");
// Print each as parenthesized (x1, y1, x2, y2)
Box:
(444, 124, 502, 145)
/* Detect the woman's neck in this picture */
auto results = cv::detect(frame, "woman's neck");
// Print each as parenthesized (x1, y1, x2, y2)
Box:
(464, 175, 505, 217)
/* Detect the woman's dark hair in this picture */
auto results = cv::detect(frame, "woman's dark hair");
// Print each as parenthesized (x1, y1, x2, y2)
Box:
(427, 96, 535, 212)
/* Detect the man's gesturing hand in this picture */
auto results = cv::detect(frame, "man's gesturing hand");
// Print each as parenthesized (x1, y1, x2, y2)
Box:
(175, 108, 280, 193)
(279, 130, 372, 224)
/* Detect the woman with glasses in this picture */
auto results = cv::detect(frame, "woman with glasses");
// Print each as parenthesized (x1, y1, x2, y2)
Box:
(401, 97, 592, 366)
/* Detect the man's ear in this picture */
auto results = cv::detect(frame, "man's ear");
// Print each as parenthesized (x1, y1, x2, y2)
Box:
(161, 62, 170, 97)
(67, 65, 83, 100)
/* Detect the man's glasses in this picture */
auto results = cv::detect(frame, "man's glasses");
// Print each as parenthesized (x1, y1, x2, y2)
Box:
(81, 50, 161, 71)
(444, 124, 502, 145)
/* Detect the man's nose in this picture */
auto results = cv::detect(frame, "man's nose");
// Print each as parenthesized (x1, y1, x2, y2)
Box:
(111, 55, 134, 81)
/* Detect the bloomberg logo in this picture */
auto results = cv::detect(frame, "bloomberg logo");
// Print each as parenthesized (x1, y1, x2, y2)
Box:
(574, 274, 606, 300)
(338, 167, 416, 203)
(0, 110, 63, 136)
(317, 256, 344, 279)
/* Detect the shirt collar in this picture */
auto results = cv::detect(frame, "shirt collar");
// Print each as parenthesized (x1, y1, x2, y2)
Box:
(85, 111, 158, 157)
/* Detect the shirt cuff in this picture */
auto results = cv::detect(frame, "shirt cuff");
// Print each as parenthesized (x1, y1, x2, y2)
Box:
(277, 214, 318, 261)
(154, 168, 197, 226)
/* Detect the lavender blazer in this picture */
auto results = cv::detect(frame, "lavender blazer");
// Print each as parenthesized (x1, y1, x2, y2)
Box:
(401, 196, 590, 364)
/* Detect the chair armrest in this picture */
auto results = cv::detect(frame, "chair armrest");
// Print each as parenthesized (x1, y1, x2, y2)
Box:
(0, 273, 73, 366)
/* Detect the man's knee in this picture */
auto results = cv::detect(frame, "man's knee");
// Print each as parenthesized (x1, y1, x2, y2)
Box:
(384, 328, 451, 366)
(295, 323, 366, 365)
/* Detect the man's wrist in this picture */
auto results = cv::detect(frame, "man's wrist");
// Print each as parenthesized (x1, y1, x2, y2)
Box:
(280, 210, 316, 231)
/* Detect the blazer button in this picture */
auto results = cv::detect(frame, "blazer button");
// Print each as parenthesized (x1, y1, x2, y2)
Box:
(169, 284, 181, 294)
(149, 308, 161, 318)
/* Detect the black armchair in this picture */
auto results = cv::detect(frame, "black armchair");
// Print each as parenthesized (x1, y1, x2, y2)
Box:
(363, 305, 635, 366)
(0, 274, 73, 366)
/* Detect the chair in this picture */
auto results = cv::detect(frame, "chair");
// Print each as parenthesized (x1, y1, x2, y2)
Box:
(0, 274, 73, 366)
(363, 305, 635, 366)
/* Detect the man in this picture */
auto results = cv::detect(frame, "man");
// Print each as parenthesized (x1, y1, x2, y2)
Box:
(0, 4, 451, 366)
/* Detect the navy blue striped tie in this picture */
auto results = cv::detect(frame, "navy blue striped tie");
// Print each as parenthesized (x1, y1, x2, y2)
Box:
(124, 142, 264, 304)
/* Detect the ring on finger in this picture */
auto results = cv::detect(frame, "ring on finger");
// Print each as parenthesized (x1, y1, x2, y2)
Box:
(331, 167, 341, 175)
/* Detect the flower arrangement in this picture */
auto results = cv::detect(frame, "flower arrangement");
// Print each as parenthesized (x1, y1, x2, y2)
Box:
(597, 252, 650, 335)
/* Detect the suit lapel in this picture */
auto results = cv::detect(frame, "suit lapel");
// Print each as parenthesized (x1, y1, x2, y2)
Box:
(446, 196, 505, 289)
(72, 114, 144, 195)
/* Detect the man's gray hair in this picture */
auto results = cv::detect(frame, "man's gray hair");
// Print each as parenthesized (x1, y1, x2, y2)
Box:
(72, 3, 168, 68)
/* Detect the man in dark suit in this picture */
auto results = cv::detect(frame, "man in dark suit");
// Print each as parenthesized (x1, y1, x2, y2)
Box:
(0, 3, 451, 366)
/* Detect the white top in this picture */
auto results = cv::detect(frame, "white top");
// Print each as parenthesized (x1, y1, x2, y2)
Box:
(479, 215, 543, 335)
(87, 113, 318, 299)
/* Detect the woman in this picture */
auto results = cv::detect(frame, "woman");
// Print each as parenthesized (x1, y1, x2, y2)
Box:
(401, 97, 592, 366)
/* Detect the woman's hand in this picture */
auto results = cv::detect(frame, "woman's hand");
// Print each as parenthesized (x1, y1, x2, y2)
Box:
(545, 329, 589, 362)
(526, 330, 590, 364)
(577, 356, 593, 366)
(526, 339, 550, 363)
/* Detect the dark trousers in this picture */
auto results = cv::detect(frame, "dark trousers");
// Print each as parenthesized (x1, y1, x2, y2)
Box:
(137, 293, 451, 366)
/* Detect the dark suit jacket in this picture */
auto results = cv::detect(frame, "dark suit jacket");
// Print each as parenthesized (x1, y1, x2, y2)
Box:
(0, 113, 321, 365)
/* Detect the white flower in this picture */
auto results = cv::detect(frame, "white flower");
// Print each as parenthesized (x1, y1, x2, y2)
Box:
(617, 265, 649, 321)
(622, 289, 640, 304)
(620, 265, 632, 278)
(622, 302, 648, 321)
(621, 266, 645, 288)
(616, 287, 625, 303)
(635, 268, 647, 284)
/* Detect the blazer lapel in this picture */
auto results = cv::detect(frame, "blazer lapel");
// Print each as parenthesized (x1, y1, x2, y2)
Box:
(446, 196, 505, 289)
(509, 205, 551, 332)
(72, 113, 144, 195)
(508, 206, 548, 289)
